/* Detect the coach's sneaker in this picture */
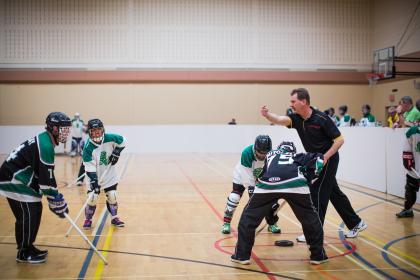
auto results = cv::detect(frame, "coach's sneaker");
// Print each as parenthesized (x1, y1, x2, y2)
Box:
(396, 209, 414, 218)
(16, 249, 46, 264)
(221, 222, 231, 234)
(231, 255, 251, 265)
(30, 245, 48, 257)
(268, 224, 281, 234)
(296, 234, 306, 243)
(111, 217, 125, 227)
(345, 220, 367, 238)
(83, 219, 92, 230)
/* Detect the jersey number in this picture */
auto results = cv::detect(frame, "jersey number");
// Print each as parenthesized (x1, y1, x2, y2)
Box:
(48, 168, 53, 179)
(6, 144, 25, 162)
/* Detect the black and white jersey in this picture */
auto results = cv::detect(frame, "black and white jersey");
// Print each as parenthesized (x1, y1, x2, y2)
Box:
(255, 150, 323, 194)
(0, 131, 59, 202)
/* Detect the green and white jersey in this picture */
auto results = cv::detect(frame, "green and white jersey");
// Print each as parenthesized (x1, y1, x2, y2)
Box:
(339, 114, 351, 127)
(404, 126, 420, 179)
(82, 133, 126, 189)
(0, 131, 59, 202)
(359, 114, 376, 127)
(72, 118, 85, 138)
(233, 144, 265, 188)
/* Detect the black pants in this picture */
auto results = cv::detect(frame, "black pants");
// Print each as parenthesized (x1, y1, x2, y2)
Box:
(311, 153, 360, 230)
(7, 198, 43, 251)
(232, 183, 279, 225)
(77, 162, 85, 182)
(234, 192, 325, 260)
(405, 174, 419, 210)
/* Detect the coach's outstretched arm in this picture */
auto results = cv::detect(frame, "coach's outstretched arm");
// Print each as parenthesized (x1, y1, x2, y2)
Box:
(260, 105, 291, 126)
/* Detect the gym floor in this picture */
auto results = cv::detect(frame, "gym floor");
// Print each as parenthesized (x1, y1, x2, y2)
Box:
(0, 154, 419, 280)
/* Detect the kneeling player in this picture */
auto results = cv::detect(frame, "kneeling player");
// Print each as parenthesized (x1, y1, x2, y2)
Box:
(82, 119, 126, 229)
(232, 142, 327, 265)
(222, 135, 281, 234)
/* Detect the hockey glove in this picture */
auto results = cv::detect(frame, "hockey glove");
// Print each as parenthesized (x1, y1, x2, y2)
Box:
(108, 147, 125, 165)
(47, 193, 68, 218)
(403, 151, 415, 171)
(248, 186, 255, 197)
(86, 172, 101, 194)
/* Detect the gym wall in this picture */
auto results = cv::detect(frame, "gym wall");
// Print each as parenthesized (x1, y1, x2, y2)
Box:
(0, 83, 371, 125)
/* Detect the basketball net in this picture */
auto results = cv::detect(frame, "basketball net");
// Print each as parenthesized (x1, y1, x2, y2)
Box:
(366, 73, 383, 87)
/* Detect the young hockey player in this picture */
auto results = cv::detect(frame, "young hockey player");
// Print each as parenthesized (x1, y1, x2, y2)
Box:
(70, 113, 85, 157)
(232, 141, 327, 265)
(82, 119, 126, 229)
(0, 112, 71, 263)
(221, 135, 281, 234)
(397, 100, 420, 218)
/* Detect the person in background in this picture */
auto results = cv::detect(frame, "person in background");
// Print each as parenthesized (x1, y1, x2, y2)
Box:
(228, 118, 237, 125)
(327, 107, 339, 126)
(338, 105, 351, 127)
(359, 104, 376, 127)
(399, 96, 420, 127)
(387, 106, 400, 128)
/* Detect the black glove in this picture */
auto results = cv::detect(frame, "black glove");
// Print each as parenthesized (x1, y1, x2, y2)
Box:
(248, 186, 255, 197)
(86, 172, 101, 194)
(47, 193, 69, 218)
(108, 147, 124, 165)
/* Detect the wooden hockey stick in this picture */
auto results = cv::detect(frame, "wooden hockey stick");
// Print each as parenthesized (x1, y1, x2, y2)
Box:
(64, 213, 108, 265)
(65, 165, 111, 237)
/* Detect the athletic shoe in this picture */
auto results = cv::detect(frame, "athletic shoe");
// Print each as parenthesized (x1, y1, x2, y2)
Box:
(221, 222, 231, 234)
(30, 245, 48, 257)
(310, 256, 329, 265)
(345, 220, 367, 238)
(267, 224, 281, 234)
(69, 151, 76, 157)
(231, 255, 251, 265)
(16, 249, 46, 264)
(83, 219, 92, 230)
(111, 217, 125, 227)
(396, 209, 414, 218)
(296, 234, 306, 243)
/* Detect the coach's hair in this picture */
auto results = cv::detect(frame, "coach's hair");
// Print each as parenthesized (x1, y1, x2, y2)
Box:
(290, 88, 310, 105)
(401, 96, 413, 105)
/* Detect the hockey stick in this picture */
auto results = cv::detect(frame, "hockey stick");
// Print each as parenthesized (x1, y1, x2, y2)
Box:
(65, 165, 111, 237)
(255, 199, 287, 236)
(67, 172, 86, 188)
(64, 213, 108, 265)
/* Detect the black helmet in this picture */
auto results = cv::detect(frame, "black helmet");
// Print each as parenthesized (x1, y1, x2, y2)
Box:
(45, 112, 71, 144)
(277, 141, 296, 155)
(87, 119, 104, 143)
(254, 135, 272, 154)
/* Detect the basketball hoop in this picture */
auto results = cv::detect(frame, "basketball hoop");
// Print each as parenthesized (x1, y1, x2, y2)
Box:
(366, 73, 383, 87)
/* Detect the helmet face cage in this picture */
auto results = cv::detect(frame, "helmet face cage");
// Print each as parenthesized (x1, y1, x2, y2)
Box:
(88, 119, 104, 143)
(46, 112, 72, 144)
(254, 135, 272, 160)
(278, 141, 296, 156)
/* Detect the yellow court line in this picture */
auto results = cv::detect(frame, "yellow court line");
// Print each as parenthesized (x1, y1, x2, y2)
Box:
(93, 223, 115, 280)
(326, 216, 420, 267)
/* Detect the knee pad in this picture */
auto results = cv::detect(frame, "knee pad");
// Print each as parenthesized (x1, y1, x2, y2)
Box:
(226, 192, 241, 211)
(106, 190, 118, 204)
(87, 191, 99, 206)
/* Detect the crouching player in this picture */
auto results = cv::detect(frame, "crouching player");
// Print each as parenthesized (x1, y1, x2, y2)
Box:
(222, 135, 281, 234)
(82, 119, 126, 229)
(232, 142, 328, 265)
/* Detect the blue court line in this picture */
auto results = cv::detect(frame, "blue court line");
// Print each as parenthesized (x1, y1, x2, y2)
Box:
(338, 201, 397, 280)
(381, 234, 420, 279)
(77, 211, 109, 280)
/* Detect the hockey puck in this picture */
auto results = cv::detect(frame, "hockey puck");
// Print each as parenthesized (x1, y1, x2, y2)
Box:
(274, 240, 294, 247)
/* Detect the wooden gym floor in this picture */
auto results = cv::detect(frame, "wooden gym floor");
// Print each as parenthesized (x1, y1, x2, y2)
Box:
(0, 153, 419, 280)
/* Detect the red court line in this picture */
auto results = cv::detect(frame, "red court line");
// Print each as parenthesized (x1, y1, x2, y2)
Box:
(176, 162, 276, 280)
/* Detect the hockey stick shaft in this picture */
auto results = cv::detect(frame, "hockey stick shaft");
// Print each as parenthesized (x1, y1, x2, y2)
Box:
(411, 167, 420, 178)
(65, 165, 112, 236)
(64, 213, 108, 265)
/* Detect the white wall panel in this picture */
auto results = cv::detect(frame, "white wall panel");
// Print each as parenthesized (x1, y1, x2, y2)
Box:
(1, 125, 418, 204)
(0, 0, 372, 70)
